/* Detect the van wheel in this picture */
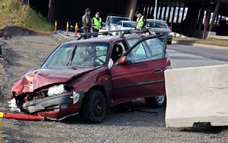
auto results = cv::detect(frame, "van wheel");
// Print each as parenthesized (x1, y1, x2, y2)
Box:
(81, 90, 106, 123)
(146, 96, 166, 108)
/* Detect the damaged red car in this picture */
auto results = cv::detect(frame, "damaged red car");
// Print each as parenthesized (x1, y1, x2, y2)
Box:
(10, 32, 170, 123)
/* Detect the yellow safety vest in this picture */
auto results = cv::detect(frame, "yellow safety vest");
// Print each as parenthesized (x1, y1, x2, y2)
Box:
(92, 17, 102, 30)
(136, 16, 144, 29)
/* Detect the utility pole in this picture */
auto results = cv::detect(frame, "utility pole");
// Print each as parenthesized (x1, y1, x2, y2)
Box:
(154, 0, 157, 19)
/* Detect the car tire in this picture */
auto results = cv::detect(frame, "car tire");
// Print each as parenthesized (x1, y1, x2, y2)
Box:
(167, 41, 172, 44)
(81, 90, 107, 123)
(146, 96, 166, 108)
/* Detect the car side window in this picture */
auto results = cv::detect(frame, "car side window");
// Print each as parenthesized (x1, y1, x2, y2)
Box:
(123, 23, 131, 27)
(145, 38, 164, 60)
(111, 41, 127, 63)
(126, 42, 151, 63)
(124, 38, 165, 64)
(127, 38, 140, 47)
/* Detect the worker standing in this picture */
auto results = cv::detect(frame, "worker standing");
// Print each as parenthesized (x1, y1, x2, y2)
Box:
(92, 12, 102, 37)
(135, 11, 146, 30)
(82, 8, 92, 38)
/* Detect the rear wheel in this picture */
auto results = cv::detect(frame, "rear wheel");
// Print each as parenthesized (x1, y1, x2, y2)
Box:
(146, 96, 166, 108)
(81, 90, 107, 123)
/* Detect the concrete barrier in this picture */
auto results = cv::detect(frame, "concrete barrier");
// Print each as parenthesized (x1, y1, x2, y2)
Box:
(165, 65, 228, 127)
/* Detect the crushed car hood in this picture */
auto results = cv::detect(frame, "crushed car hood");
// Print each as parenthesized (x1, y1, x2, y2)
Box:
(11, 67, 100, 95)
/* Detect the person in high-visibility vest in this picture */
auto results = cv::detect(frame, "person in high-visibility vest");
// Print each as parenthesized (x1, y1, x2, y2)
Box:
(135, 11, 146, 29)
(92, 12, 102, 37)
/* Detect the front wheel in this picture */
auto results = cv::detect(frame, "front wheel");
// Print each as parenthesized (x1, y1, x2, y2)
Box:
(81, 90, 107, 123)
(146, 96, 166, 108)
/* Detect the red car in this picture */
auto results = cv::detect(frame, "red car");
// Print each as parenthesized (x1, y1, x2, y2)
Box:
(10, 32, 170, 122)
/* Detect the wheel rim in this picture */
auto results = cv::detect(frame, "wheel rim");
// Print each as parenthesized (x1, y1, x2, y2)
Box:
(156, 96, 165, 104)
(93, 97, 103, 117)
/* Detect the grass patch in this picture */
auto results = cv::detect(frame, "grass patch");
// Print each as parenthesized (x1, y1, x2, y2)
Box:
(173, 37, 228, 47)
(0, 0, 53, 34)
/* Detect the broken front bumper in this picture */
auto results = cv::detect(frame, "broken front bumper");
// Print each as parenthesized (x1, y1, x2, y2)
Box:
(21, 92, 84, 120)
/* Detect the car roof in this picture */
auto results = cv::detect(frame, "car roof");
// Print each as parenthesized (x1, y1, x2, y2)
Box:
(119, 20, 137, 23)
(147, 19, 167, 23)
(65, 34, 144, 45)
(107, 16, 129, 19)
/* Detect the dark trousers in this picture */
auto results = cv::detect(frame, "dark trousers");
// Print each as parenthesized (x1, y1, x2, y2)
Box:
(92, 28, 99, 37)
(83, 27, 91, 39)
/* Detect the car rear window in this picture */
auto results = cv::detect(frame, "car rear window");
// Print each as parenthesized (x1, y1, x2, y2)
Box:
(148, 22, 168, 28)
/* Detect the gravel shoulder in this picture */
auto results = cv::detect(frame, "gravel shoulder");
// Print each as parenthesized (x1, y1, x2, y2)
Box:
(0, 33, 227, 143)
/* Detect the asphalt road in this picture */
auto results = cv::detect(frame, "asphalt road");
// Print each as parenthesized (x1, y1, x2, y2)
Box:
(168, 43, 228, 62)
(167, 43, 228, 68)
(167, 50, 228, 69)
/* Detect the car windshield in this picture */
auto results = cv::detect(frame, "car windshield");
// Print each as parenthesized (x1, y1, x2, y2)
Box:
(42, 43, 110, 68)
(148, 21, 169, 28)
(111, 17, 129, 24)
(123, 22, 136, 28)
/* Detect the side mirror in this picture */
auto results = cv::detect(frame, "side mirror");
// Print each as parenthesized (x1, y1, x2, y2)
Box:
(118, 56, 127, 64)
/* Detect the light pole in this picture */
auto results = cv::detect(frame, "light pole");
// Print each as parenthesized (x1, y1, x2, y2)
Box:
(154, 0, 157, 19)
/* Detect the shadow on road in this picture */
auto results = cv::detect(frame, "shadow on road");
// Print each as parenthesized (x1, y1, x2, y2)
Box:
(181, 124, 228, 135)
(62, 99, 165, 127)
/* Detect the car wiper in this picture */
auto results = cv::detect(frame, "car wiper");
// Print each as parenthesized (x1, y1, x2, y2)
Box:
(67, 45, 77, 66)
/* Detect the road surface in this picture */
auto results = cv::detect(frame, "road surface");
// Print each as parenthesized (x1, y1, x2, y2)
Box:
(168, 43, 228, 62)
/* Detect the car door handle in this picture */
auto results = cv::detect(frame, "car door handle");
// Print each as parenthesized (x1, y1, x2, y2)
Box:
(154, 68, 163, 73)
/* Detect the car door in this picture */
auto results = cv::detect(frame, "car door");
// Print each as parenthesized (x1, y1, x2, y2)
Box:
(109, 35, 167, 103)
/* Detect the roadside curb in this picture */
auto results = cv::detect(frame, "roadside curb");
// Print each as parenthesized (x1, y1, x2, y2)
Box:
(173, 41, 228, 50)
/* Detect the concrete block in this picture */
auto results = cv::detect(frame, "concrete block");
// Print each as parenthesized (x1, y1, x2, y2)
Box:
(165, 65, 228, 127)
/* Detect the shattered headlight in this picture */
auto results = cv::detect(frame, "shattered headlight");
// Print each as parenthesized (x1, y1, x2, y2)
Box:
(47, 84, 64, 96)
